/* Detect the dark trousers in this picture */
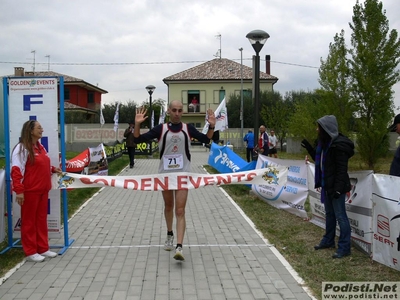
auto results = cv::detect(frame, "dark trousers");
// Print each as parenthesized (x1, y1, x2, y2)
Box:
(320, 193, 351, 255)
(246, 148, 254, 162)
(127, 147, 135, 167)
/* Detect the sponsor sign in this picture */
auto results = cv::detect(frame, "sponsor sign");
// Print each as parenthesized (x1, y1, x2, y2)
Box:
(253, 156, 308, 219)
(371, 174, 400, 270)
(52, 168, 288, 191)
(9, 77, 61, 238)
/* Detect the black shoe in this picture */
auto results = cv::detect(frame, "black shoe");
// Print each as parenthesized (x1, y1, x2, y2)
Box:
(130, 165, 134, 169)
(332, 252, 350, 259)
(314, 243, 335, 250)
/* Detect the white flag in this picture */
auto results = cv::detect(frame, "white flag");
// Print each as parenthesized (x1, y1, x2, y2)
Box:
(151, 110, 154, 129)
(202, 97, 228, 133)
(158, 106, 165, 125)
(100, 106, 105, 126)
(113, 102, 120, 132)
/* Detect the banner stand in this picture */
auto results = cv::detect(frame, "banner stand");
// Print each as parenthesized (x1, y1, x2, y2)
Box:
(58, 77, 75, 254)
(0, 76, 75, 255)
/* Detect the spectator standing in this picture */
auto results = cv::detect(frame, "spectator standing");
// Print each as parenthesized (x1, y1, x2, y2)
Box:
(258, 125, 269, 156)
(389, 114, 400, 176)
(243, 130, 255, 162)
(133, 100, 216, 261)
(11, 120, 62, 262)
(301, 115, 354, 259)
(268, 130, 278, 158)
(124, 120, 136, 168)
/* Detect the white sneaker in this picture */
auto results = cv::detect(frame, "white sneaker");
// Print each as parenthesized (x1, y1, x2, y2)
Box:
(173, 247, 184, 261)
(39, 250, 58, 258)
(27, 253, 45, 262)
(164, 235, 174, 251)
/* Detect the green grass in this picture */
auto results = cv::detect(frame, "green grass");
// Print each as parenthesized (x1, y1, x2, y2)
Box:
(1, 151, 399, 299)
(205, 151, 399, 299)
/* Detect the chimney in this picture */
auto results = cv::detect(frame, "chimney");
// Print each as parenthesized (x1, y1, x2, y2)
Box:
(265, 55, 271, 75)
(14, 67, 25, 76)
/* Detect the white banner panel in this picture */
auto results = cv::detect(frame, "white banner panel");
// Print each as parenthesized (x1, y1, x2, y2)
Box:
(88, 144, 108, 175)
(52, 167, 288, 191)
(8, 77, 61, 238)
(371, 174, 400, 270)
(252, 156, 308, 219)
(344, 170, 373, 254)
(308, 162, 374, 254)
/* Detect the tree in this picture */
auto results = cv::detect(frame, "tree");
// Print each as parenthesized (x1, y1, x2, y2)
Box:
(287, 90, 325, 144)
(259, 90, 294, 149)
(349, 0, 400, 168)
(102, 99, 166, 128)
(226, 93, 255, 128)
(318, 30, 355, 136)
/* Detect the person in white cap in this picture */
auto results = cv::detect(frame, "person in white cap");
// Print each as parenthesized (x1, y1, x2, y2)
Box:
(389, 114, 400, 176)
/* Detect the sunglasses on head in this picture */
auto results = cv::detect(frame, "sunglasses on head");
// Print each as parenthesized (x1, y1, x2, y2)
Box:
(171, 108, 183, 113)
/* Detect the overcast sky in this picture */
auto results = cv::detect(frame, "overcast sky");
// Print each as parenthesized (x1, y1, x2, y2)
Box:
(1, 0, 399, 112)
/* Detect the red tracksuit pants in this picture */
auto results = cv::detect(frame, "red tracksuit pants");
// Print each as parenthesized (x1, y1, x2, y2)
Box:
(21, 192, 50, 256)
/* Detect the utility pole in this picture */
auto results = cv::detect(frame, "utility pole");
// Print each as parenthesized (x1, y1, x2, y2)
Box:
(239, 47, 244, 148)
(45, 55, 50, 71)
(31, 50, 36, 73)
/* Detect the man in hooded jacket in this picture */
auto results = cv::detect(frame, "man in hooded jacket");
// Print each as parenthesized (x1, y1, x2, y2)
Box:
(301, 115, 354, 259)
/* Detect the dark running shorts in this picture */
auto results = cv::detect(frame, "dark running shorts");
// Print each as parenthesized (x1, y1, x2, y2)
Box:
(269, 148, 277, 154)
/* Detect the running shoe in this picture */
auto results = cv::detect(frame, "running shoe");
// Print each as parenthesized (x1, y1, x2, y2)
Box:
(164, 235, 174, 251)
(173, 246, 184, 261)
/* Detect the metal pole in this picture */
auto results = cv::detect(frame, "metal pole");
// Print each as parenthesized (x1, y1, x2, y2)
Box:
(149, 93, 153, 129)
(254, 51, 260, 150)
(239, 48, 244, 149)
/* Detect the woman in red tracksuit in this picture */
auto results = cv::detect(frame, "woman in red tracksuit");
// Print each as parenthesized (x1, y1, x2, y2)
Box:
(11, 120, 61, 262)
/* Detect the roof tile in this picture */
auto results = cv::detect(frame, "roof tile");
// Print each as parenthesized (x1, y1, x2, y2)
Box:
(163, 58, 277, 81)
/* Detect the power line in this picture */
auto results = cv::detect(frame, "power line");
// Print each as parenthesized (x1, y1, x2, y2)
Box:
(0, 58, 319, 69)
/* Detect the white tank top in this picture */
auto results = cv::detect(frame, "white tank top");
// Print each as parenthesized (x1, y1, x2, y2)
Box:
(158, 123, 191, 173)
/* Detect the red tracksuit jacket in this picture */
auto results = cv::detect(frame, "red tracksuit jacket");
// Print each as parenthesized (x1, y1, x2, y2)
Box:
(11, 142, 54, 194)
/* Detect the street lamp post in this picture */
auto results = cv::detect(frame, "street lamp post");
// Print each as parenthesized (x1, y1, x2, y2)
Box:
(145, 85, 156, 129)
(145, 85, 155, 156)
(239, 47, 244, 149)
(246, 30, 269, 153)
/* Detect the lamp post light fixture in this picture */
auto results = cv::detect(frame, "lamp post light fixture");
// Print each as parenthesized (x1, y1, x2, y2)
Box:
(246, 29, 270, 151)
(145, 85, 156, 129)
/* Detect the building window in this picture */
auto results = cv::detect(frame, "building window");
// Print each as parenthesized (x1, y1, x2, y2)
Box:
(244, 89, 252, 99)
(219, 90, 225, 103)
(188, 90, 200, 113)
(64, 88, 70, 101)
(188, 122, 201, 129)
(88, 92, 94, 103)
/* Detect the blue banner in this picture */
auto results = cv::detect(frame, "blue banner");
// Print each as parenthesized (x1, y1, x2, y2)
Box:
(208, 143, 256, 173)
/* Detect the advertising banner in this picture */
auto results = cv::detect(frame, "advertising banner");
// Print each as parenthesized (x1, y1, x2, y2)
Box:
(53, 167, 288, 191)
(9, 77, 61, 238)
(87, 144, 108, 175)
(371, 174, 400, 270)
(253, 156, 308, 219)
(308, 162, 374, 254)
(208, 143, 250, 173)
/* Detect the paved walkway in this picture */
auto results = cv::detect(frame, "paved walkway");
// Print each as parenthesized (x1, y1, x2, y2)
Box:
(0, 147, 314, 300)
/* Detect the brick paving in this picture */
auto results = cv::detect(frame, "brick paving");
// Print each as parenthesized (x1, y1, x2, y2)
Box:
(0, 147, 314, 300)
